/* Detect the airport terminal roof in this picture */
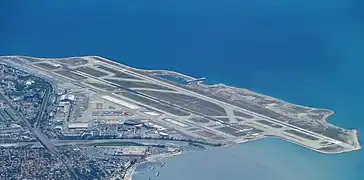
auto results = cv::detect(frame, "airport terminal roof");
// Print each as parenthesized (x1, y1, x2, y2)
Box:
(60, 94, 75, 101)
(68, 122, 89, 129)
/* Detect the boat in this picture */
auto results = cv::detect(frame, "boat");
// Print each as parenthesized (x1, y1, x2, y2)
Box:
(156, 172, 160, 177)
(150, 166, 155, 170)
(160, 162, 165, 167)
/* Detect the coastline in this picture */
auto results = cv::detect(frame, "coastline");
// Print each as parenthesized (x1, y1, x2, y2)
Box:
(3, 55, 360, 155)
(126, 150, 184, 180)
(233, 135, 361, 155)
(2, 2, 363, 179)
(126, 137, 361, 180)
(122, 133, 361, 180)
(270, 136, 361, 155)
(206, 83, 335, 122)
(6, 55, 337, 122)
(94, 55, 338, 125)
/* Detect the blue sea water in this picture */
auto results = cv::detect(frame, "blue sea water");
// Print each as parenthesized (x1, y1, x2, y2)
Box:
(1, 0, 364, 180)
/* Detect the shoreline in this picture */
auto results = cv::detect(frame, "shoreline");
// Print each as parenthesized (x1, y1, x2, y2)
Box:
(263, 136, 362, 155)
(92, 55, 343, 130)
(125, 150, 184, 180)
(206, 83, 336, 122)
(232, 135, 361, 155)
(125, 136, 360, 180)
(2, 56, 360, 154)
(6, 55, 337, 122)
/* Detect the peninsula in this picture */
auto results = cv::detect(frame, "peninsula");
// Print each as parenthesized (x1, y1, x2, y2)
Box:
(0, 56, 360, 179)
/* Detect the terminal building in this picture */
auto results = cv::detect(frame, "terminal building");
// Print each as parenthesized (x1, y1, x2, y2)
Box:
(67, 122, 89, 130)
(59, 94, 75, 102)
(123, 119, 144, 126)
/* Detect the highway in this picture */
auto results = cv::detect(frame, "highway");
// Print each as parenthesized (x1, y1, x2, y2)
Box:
(0, 92, 78, 178)
(34, 86, 52, 128)
(0, 138, 198, 148)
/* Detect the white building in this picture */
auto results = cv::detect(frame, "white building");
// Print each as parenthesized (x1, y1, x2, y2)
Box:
(67, 122, 89, 130)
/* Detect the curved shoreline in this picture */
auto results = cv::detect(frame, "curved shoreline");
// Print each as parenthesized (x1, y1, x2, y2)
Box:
(126, 150, 184, 180)
(126, 135, 361, 180)
(6, 55, 340, 123)
(2, 55, 360, 152)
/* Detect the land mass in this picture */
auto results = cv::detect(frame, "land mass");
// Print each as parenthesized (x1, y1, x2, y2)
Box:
(0, 55, 361, 179)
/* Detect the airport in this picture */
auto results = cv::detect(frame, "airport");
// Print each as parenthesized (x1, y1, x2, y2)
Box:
(0, 55, 360, 155)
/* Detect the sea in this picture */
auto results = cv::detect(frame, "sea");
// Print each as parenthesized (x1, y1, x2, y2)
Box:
(1, 0, 363, 180)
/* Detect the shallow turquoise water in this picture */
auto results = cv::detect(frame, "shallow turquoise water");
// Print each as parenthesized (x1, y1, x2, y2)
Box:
(134, 139, 364, 180)
(157, 75, 188, 85)
(1, 0, 363, 180)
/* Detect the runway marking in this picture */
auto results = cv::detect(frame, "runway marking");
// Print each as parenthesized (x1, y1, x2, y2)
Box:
(101, 95, 141, 110)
